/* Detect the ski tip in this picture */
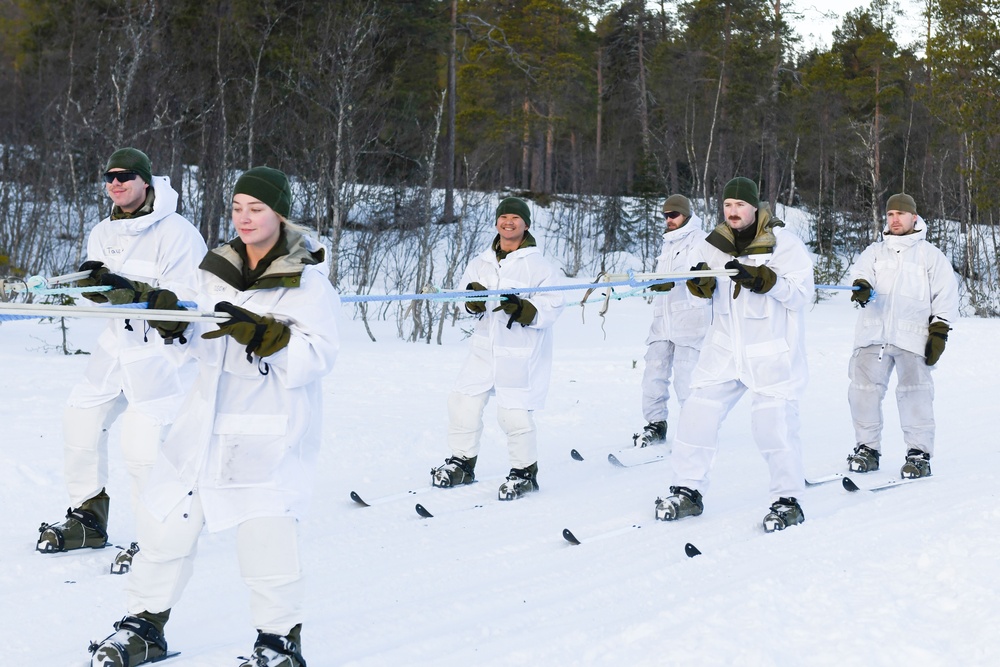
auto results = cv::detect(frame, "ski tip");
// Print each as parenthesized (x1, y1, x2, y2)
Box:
(842, 477, 861, 492)
(607, 453, 625, 467)
(570, 448, 584, 461)
(415, 503, 433, 518)
(684, 542, 701, 558)
(562, 528, 581, 545)
(349, 491, 370, 507)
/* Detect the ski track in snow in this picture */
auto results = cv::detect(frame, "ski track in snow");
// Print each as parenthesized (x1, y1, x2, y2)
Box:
(2, 264, 999, 665)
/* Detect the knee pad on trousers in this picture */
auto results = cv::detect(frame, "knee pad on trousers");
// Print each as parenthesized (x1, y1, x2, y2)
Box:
(63, 401, 125, 507)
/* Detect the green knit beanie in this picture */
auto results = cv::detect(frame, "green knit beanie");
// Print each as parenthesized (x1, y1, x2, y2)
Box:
(105, 148, 152, 184)
(722, 177, 759, 208)
(662, 194, 692, 218)
(886, 193, 917, 215)
(234, 167, 292, 218)
(496, 197, 531, 227)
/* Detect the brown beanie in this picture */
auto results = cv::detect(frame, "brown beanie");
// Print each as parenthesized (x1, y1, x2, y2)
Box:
(662, 194, 692, 218)
(886, 193, 917, 215)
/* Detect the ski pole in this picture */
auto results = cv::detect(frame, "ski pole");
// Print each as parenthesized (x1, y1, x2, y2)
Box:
(0, 301, 227, 323)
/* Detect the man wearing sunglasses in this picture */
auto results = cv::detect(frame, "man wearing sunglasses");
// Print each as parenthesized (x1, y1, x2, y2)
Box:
(36, 148, 207, 574)
(633, 194, 710, 448)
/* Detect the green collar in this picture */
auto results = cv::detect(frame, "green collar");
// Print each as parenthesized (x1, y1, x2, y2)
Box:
(110, 188, 156, 220)
(706, 204, 784, 257)
(492, 230, 537, 261)
(200, 227, 325, 291)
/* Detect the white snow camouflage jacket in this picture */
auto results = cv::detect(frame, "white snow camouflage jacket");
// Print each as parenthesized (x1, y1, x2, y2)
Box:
(454, 240, 564, 411)
(645, 215, 712, 347)
(142, 229, 340, 531)
(688, 213, 814, 399)
(68, 175, 206, 421)
(850, 216, 960, 357)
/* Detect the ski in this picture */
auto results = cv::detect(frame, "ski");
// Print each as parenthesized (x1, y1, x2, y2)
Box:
(684, 542, 702, 558)
(561, 523, 642, 545)
(570, 448, 584, 461)
(349, 487, 429, 508)
(414, 501, 487, 519)
(805, 473, 846, 487)
(607, 446, 667, 468)
(82, 650, 180, 666)
(842, 476, 925, 493)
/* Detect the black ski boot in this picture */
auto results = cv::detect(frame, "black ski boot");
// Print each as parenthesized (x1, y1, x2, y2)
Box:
(498, 463, 539, 500)
(37, 490, 110, 553)
(633, 420, 667, 447)
(238, 626, 306, 667)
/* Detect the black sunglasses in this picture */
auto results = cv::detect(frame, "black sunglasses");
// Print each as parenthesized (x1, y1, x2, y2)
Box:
(664, 211, 683, 219)
(103, 171, 141, 184)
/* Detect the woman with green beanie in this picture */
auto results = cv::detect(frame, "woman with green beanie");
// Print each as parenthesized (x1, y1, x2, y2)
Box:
(89, 167, 339, 667)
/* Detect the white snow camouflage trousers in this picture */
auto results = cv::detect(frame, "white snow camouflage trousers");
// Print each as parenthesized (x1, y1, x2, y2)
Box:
(848, 344, 936, 455)
(670, 380, 806, 500)
(447, 390, 537, 470)
(127, 489, 303, 636)
(641, 340, 701, 425)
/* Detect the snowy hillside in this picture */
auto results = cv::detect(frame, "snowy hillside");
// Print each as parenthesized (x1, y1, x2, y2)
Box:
(2, 278, 998, 665)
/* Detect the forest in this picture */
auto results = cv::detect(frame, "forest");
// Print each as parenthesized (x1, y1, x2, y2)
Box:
(1, 0, 998, 329)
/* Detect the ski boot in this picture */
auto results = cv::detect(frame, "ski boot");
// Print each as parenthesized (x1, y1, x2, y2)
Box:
(238, 626, 306, 667)
(763, 497, 804, 532)
(498, 463, 539, 500)
(111, 542, 141, 575)
(632, 420, 666, 448)
(88, 614, 169, 666)
(654, 486, 703, 521)
(430, 456, 477, 488)
(847, 444, 880, 473)
(37, 490, 110, 553)
(900, 448, 932, 479)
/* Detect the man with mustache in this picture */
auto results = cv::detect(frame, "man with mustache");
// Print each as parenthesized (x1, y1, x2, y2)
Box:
(653, 177, 814, 532)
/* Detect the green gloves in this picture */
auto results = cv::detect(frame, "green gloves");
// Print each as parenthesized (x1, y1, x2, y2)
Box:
(925, 321, 950, 366)
(78, 261, 152, 305)
(145, 289, 189, 344)
(493, 294, 537, 329)
(686, 262, 716, 299)
(202, 301, 291, 362)
(649, 280, 674, 293)
(465, 282, 488, 314)
(725, 259, 777, 296)
(851, 279, 873, 307)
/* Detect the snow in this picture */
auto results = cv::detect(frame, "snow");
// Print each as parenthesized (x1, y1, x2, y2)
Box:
(2, 275, 999, 666)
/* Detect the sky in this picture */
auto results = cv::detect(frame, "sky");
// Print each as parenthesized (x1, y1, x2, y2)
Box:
(793, 0, 928, 52)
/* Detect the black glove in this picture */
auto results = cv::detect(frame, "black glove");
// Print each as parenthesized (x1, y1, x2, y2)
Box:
(465, 282, 488, 314)
(201, 301, 291, 362)
(493, 294, 537, 329)
(77, 261, 109, 287)
(851, 279, 873, 307)
(145, 289, 189, 344)
(686, 262, 716, 299)
(649, 280, 674, 293)
(725, 259, 776, 296)
(924, 321, 950, 366)
(81, 272, 151, 305)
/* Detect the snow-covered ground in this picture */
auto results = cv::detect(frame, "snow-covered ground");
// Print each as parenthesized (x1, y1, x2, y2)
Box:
(2, 277, 998, 666)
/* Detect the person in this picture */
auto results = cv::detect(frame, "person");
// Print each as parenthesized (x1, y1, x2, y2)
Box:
(37, 148, 206, 574)
(430, 196, 564, 500)
(654, 177, 814, 532)
(87, 167, 339, 667)
(633, 194, 711, 447)
(846, 193, 959, 479)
